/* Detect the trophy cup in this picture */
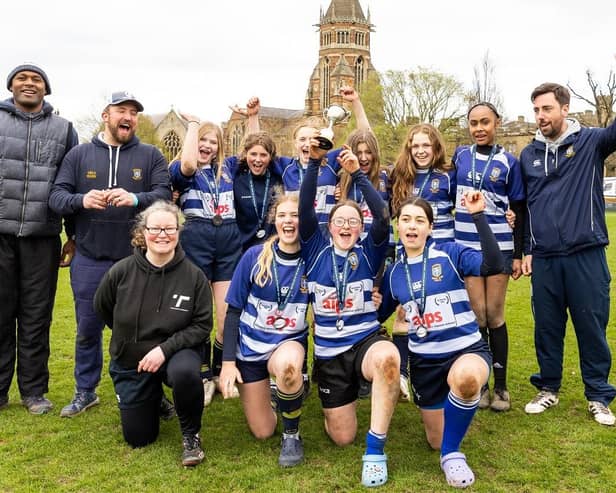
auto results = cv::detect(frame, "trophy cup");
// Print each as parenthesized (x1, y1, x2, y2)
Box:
(316, 105, 351, 150)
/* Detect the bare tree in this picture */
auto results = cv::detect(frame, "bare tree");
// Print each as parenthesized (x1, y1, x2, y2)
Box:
(407, 67, 465, 125)
(467, 50, 504, 112)
(567, 69, 616, 128)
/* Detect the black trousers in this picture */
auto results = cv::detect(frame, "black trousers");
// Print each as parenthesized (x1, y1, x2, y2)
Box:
(111, 348, 204, 448)
(0, 234, 61, 397)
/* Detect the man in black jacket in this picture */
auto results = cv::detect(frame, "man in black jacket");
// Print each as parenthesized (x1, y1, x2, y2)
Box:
(0, 64, 78, 414)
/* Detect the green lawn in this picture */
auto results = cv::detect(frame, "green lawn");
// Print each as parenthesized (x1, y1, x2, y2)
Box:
(2, 215, 616, 492)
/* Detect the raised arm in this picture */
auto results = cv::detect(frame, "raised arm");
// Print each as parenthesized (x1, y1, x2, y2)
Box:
(340, 85, 370, 131)
(179, 112, 201, 176)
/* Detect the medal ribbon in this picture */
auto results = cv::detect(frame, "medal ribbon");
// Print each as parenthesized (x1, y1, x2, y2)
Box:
(330, 248, 351, 318)
(201, 165, 220, 217)
(470, 144, 497, 191)
(415, 170, 432, 198)
(403, 247, 429, 327)
(248, 170, 271, 230)
(271, 249, 304, 314)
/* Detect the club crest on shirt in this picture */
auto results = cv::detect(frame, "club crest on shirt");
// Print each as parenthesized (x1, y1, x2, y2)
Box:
(489, 167, 501, 182)
(300, 275, 308, 294)
(430, 178, 440, 194)
(132, 168, 142, 181)
(565, 146, 575, 158)
(86, 170, 97, 179)
(348, 252, 359, 270)
(431, 263, 443, 282)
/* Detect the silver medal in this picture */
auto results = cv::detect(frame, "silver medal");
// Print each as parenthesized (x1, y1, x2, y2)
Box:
(335, 319, 344, 331)
(273, 317, 287, 330)
(416, 326, 427, 338)
(256, 229, 266, 239)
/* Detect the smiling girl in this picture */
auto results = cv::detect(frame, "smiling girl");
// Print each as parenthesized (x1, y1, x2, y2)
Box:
(452, 102, 525, 412)
(379, 193, 504, 488)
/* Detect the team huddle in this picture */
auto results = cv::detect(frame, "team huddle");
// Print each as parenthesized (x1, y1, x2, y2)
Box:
(2, 63, 616, 489)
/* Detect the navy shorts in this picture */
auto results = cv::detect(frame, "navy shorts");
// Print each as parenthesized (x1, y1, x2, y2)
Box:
(237, 359, 270, 384)
(501, 250, 514, 275)
(314, 329, 391, 409)
(409, 339, 491, 409)
(181, 218, 241, 282)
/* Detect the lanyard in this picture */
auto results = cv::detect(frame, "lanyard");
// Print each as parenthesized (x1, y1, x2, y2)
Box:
(351, 183, 364, 204)
(201, 165, 220, 213)
(248, 170, 271, 227)
(330, 248, 351, 318)
(414, 170, 432, 197)
(470, 145, 497, 191)
(271, 250, 304, 312)
(403, 247, 429, 319)
(296, 160, 305, 187)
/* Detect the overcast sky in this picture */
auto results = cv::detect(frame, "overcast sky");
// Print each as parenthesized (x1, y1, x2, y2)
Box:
(2, 0, 614, 133)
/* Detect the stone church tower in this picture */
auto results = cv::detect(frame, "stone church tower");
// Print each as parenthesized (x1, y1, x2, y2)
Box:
(305, 0, 376, 116)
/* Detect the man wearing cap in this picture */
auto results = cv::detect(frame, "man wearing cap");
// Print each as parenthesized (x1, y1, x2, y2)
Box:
(49, 92, 171, 417)
(0, 64, 79, 415)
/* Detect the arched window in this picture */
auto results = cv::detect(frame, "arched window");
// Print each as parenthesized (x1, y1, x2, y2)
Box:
(162, 130, 181, 163)
(321, 57, 330, 109)
(231, 124, 244, 156)
(355, 56, 364, 87)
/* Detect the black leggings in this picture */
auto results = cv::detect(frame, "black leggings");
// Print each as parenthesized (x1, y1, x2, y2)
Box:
(120, 349, 204, 448)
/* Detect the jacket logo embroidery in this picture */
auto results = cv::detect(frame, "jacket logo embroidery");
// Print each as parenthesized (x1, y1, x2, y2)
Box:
(565, 146, 575, 158)
(86, 170, 97, 179)
(132, 168, 142, 181)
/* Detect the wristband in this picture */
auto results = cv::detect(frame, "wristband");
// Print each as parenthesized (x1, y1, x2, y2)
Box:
(131, 193, 139, 207)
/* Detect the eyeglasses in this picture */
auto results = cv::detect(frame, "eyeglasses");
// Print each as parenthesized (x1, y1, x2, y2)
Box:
(145, 226, 178, 235)
(331, 217, 361, 228)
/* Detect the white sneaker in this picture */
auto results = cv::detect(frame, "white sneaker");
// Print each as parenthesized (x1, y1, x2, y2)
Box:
(203, 378, 216, 407)
(588, 401, 615, 426)
(399, 375, 411, 402)
(524, 390, 559, 414)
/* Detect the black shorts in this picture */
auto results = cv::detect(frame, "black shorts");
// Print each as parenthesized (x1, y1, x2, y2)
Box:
(314, 330, 391, 409)
(237, 359, 270, 384)
(109, 359, 163, 410)
(409, 339, 491, 409)
(501, 250, 514, 275)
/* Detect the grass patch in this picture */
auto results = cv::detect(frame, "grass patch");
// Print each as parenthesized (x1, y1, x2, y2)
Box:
(2, 214, 616, 492)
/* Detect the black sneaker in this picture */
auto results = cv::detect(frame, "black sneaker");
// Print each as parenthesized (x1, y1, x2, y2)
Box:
(0, 394, 8, 410)
(159, 394, 176, 420)
(21, 395, 53, 415)
(60, 391, 99, 417)
(182, 434, 204, 467)
(278, 435, 304, 467)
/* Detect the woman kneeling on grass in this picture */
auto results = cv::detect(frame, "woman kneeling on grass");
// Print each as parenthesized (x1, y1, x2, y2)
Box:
(378, 193, 503, 489)
(218, 194, 309, 467)
(94, 201, 212, 467)
(300, 138, 399, 488)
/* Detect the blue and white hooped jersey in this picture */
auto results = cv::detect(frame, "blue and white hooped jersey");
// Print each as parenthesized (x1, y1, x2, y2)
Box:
(380, 238, 482, 359)
(413, 168, 456, 243)
(301, 230, 387, 359)
(349, 170, 394, 244)
(225, 244, 309, 362)
(453, 145, 525, 251)
(169, 158, 239, 222)
(273, 150, 340, 227)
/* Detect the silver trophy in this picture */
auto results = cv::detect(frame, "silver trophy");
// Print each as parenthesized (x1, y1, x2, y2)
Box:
(317, 105, 351, 150)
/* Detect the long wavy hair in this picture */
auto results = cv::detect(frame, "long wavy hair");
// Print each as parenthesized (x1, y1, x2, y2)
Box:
(338, 129, 382, 201)
(390, 123, 451, 215)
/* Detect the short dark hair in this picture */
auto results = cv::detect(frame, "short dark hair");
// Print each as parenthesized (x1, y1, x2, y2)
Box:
(531, 83, 570, 106)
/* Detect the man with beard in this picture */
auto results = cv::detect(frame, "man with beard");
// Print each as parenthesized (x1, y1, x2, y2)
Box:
(49, 92, 171, 417)
(0, 64, 78, 414)
(520, 82, 616, 426)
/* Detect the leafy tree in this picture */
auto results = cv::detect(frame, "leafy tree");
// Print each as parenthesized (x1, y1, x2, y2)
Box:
(407, 67, 465, 125)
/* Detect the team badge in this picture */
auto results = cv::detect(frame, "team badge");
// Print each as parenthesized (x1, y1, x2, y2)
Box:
(348, 252, 359, 270)
(132, 168, 142, 181)
(86, 170, 97, 179)
(489, 168, 501, 182)
(431, 263, 443, 282)
(565, 146, 576, 158)
(430, 178, 440, 194)
(300, 275, 308, 294)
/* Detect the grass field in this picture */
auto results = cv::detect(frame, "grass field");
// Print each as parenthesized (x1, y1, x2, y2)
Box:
(2, 215, 616, 492)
